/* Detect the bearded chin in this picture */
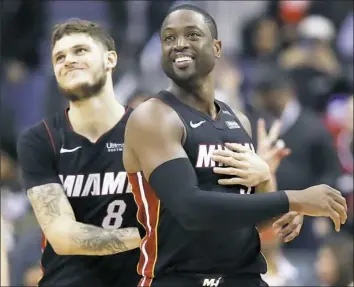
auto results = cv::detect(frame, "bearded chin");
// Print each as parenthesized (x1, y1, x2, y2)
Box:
(60, 73, 107, 102)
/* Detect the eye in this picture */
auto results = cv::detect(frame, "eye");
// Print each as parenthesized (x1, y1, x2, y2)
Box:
(164, 35, 175, 42)
(56, 55, 64, 63)
(76, 48, 87, 55)
(188, 31, 200, 38)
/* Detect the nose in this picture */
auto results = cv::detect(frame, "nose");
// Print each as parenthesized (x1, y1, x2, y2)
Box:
(174, 36, 190, 51)
(64, 53, 78, 66)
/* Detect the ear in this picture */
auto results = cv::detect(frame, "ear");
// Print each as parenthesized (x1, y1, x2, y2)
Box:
(213, 40, 222, 59)
(105, 50, 118, 70)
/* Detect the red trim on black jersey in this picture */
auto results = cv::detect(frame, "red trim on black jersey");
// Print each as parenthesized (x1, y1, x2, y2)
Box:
(128, 173, 160, 287)
(43, 120, 56, 154)
(40, 232, 47, 274)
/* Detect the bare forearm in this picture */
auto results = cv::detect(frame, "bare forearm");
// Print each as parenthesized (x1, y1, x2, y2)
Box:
(256, 175, 277, 193)
(27, 183, 140, 256)
(65, 222, 140, 256)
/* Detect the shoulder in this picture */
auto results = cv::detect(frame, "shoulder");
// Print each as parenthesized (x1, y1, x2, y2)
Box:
(17, 113, 62, 157)
(18, 121, 48, 148)
(127, 97, 184, 135)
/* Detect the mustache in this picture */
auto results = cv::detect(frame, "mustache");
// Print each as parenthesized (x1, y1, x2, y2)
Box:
(63, 66, 85, 75)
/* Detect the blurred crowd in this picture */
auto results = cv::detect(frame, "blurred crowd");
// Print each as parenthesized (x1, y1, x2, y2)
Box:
(1, 1, 353, 286)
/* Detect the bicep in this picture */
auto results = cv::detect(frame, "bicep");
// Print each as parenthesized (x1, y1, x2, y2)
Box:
(27, 183, 75, 234)
(124, 101, 187, 180)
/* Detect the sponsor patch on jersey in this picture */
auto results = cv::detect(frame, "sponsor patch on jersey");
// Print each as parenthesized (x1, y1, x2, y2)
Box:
(106, 142, 124, 152)
(225, 121, 240, 129)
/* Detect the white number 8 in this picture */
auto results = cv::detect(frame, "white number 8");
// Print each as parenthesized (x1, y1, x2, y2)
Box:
(102, 200, 127, 229)
(240, 187, 252, 194)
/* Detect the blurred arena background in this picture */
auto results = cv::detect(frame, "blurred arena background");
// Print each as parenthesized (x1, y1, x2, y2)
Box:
(0, 1, 353, 286)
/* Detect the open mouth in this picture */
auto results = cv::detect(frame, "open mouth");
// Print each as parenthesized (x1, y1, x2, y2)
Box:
(173, 56, 194, 69)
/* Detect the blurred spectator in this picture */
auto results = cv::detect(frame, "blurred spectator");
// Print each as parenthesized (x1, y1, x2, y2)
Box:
(9, 227, 42, 286)
(213, 57, 274, 144)
(280, 15, 338, 74)
(254, 69, 341, 190)
(253, 69, 342, 282)
(325, 95, 354, 235)
(203, 1, 268, 57)
(279, 15, 351, 114)
(337, 13, 353, 61)
(107, 0, 174, 82)
(1, 0, 46, 131)
(242, 16, 280, 60)
(267, 0, 353, 46)
(266, 0, 312, 49)
(260, 227, 301, 286)
(0, 104, 18, 184)
(1, 0, 44, 72)
(315, 233, 353, 287)
(240, 16, 280, 106)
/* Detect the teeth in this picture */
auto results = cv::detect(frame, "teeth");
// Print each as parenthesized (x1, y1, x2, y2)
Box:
(175, 56, 192, 63)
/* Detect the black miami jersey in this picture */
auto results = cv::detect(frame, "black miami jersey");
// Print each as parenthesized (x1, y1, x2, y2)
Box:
(128, 91, 266, 286)
(17, 108, 141, 287)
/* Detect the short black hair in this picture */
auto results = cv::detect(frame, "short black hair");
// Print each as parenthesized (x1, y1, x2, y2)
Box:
(162, 4, 218, 40)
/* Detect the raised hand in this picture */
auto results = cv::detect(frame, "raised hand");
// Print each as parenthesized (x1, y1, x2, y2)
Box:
(257, 119, 291, 174)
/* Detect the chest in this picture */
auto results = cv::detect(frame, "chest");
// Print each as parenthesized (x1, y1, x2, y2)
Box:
(180, 109, 255, 191)
(183, 111, 254, 168)
(55, 125, 129, 199)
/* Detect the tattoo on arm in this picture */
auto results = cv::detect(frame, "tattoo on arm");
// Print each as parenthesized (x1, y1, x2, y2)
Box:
(28, 183, 140, 255)
(69, 224, 133, 254)
(27, 183, 75, 231)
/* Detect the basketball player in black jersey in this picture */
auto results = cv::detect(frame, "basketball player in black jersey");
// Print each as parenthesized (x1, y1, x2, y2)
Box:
(17, 19, 142, 287)
(123, 5, 348, 287)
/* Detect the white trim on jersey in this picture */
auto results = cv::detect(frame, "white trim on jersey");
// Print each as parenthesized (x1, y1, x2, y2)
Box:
(137, 172, 152, 286)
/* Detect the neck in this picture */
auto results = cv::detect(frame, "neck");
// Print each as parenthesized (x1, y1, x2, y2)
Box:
(68, 78, 125, 142)
(167, 73, 218, 118)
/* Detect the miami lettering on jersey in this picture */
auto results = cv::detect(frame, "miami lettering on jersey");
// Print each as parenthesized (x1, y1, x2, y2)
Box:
(196, 142, 255, 168)
(58, 172, 131, 197)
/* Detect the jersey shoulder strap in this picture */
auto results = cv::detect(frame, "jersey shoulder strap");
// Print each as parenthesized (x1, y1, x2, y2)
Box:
(42, 112, 65, 168)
